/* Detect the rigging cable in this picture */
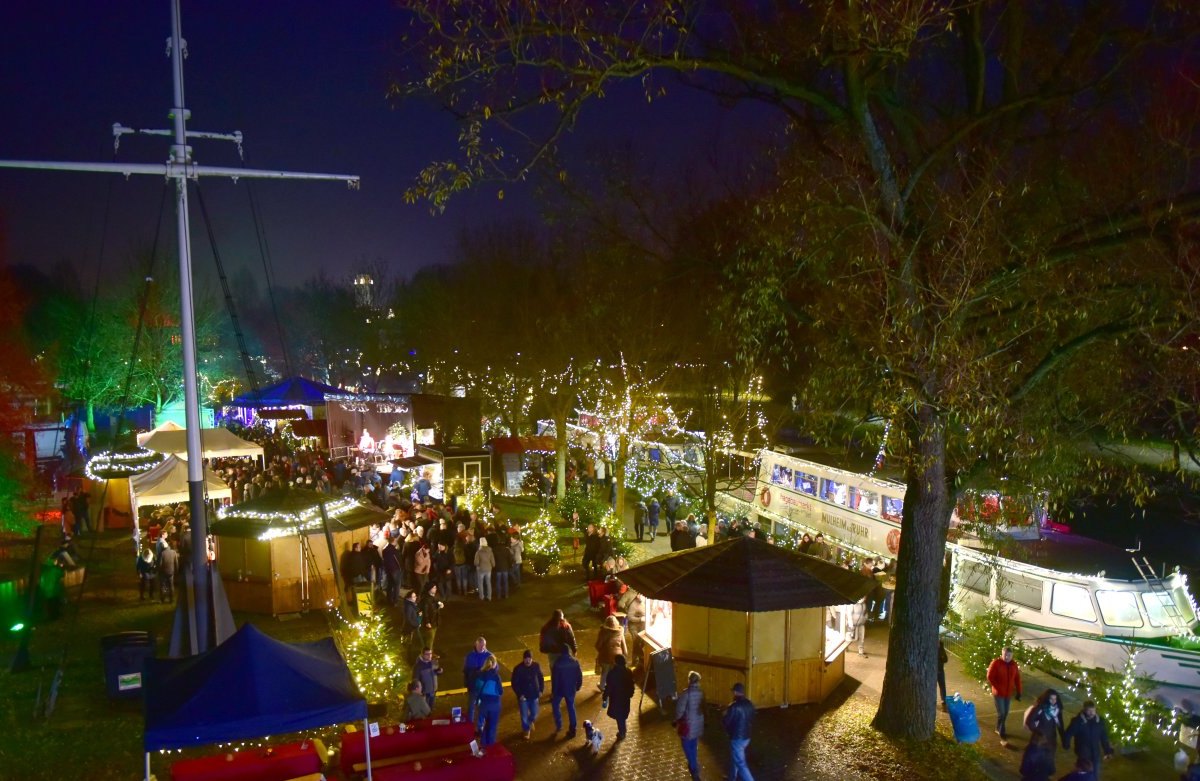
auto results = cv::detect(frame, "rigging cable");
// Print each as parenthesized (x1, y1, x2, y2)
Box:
(191, 181, 261, 394)
(240, 153, 293, 376)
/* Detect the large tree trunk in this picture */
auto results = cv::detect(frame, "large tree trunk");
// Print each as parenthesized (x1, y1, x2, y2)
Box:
(85, 401, 96, 436)
(871, 403, 954, 739)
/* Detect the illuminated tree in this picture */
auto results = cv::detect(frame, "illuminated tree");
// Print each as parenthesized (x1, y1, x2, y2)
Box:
(392, 1, 1200, 741)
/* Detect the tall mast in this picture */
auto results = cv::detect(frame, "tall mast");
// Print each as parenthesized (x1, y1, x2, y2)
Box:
(0, 0, 359, 653)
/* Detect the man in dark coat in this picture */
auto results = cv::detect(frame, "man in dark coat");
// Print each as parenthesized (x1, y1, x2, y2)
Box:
(550, 644, 583, 738)
(510, 649, 545, 739)
(670, 520, 696, 551)
(1063, 701, 1113, 779)
(604, 654, 635, 739)
(581, 523, 600, 581)
(722, 682, 756, 781)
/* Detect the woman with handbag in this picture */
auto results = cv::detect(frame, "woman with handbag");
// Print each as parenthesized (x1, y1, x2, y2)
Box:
(674, 670, 705, 780)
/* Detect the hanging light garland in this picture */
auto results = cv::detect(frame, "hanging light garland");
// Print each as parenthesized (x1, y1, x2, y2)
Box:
(85, 447, 165, 480)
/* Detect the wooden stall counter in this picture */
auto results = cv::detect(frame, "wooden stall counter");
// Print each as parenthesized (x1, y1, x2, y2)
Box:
(170, 739, 324, 781)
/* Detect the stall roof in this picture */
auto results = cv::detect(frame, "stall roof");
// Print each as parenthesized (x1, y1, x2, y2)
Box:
(130, 455, 231, 508)
(143, 622, 366, 751)
(390, 455, 437, 469)
(231, 376, 344, 408)
(143, 427, 265, 460)
(619, 536, 877, 612)
(490, 435, 557, 454)
(210, 488, 388, 539)
(135, 419, 183, 446)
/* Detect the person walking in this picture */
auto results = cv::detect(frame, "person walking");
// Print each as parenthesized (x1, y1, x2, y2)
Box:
(509, 532, 524, 587)
(581, 523, 600, 581)
(462, 637, 491, 726)
(647, 496, 661, 539)
(1019, 730, 1057, 781)
(1063, 701, 1113, 779)
(722, 681, 756, 781)
(594, 614, 627, 708)
(550, 644, 583, 739)
(382, 537, 402, 605)
(510, 649, 545, 739)
(136, 547, 156, 601)
(605, 654, 635, 740)
(1025, 689, 1066, 748)
(539, 609, 577, 670)
(675, 670, 705, 780)
(937, 639, 950, 709)
(633, 500, 647, 542)
(472, 654, 504, 746)
(849, 596, 869, 657)
(473, 537, 495, 600)
(157, 539, 179, 603)
(419, 582, 443, 651)
(987, 646, 1023, 746)
(413, 647, 443, 711)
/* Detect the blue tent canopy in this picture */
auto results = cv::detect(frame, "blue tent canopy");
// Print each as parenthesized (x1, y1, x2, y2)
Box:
(143, 622, 366, 751)
(232, 376, 343, 408)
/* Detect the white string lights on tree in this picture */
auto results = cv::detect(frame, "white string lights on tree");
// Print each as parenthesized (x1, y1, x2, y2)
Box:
(215, 496, 365, 541)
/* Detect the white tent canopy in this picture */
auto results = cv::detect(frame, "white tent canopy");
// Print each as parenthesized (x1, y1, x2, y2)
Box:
(136, 419, 184, 446)
(142, 427, 264, 460)
(130, 455, 232, 518)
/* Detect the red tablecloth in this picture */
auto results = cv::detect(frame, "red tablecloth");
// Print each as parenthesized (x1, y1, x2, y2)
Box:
(372, 744, 514, 781)
(170, 740, 320, 781)
(339, 718, 476, 774)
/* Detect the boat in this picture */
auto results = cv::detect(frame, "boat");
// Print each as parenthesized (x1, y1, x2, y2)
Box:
(740, 448, 1200, 695)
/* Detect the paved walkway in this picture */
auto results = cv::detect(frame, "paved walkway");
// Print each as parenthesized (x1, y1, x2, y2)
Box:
(410, 502, 1182, 781)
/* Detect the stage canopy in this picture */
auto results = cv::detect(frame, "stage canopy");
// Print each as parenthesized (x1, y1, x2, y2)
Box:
(618, 535, 876, 612)
(143, 427, 264, 460)
(232, 376, 344, 408)
(143, 622, 366, 751)
(210, 488, 388, 540)
(130, 455, 230, 514)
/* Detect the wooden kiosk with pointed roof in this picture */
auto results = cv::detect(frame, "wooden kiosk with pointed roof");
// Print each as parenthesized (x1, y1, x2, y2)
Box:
(619, 536, 876, 708)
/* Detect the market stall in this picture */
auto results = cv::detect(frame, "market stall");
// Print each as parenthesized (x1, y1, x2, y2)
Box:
(143, 621, 370, 781)
(488, 435, 556, 495)
(619, 535, 875, 708)
(142, 426, 265, 461)
(209, 489, 387, 615)
(228, 375, 344, 429)
(129, 455, 231, 525)
(417, 445, 491, 503)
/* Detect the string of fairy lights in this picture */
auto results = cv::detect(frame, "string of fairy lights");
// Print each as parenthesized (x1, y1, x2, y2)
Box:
(84, 447, 165, 480)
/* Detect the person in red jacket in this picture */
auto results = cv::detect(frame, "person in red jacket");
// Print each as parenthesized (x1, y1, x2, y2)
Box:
(986, 646, 1023, 746)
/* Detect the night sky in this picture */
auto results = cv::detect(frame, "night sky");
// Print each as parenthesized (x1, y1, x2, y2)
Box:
(0, 1, 767, 291)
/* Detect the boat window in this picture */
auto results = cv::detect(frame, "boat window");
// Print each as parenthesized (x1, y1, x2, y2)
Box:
(882, 496, 903, 521)
(958, 561, 992, 596)
(998, 571, 1044, 611)
(770, 464, 793, 486)
(852, 487, 880, 515)
(1051, 583, 1097, 622)
(821, 479, 848, 506)
(793, 472, 818, 496)
(1174, 587, 1199, 622)
(1142, 592, 1179, 628)
(1096, 591, 1144, 628)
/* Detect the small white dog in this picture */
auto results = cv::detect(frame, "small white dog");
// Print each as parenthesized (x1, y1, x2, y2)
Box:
(583, 720, 604, 754)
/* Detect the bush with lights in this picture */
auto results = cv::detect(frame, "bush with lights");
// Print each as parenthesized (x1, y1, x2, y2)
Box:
(555, 486, 608, 531)
(332, 606, 409, 707)
(1068, 648, 1167, 750)
(954, 603, 1019, 687)
(524, 508, 562, 575)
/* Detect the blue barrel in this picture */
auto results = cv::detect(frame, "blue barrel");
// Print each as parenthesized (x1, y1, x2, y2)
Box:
(946, 694, 980, 743)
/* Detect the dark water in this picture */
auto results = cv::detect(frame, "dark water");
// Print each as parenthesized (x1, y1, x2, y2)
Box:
(1061, 490, 1200, 582)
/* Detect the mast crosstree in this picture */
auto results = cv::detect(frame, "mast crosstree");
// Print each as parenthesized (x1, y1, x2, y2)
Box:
(0, 0, 359, 654)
